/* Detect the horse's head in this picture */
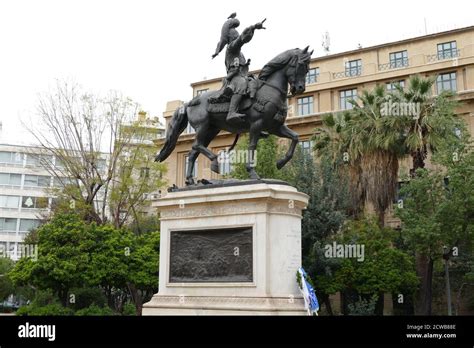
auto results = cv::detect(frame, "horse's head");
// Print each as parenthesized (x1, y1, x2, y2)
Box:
(287, 46, 313, 96)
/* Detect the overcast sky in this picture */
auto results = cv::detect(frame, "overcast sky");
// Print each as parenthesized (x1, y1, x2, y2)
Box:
(0, 0, 473, 145)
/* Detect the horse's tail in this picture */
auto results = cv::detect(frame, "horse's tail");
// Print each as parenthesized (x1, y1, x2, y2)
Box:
(155, 105, 188, 162)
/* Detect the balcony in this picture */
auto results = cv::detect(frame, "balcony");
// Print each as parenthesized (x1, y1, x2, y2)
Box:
(378, 59, 409, 71)
(333, 67, 362, 79)
(426, 49, 461, 63)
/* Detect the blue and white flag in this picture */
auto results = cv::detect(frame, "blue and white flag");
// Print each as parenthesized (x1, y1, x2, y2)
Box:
(298, 267, 319, 316)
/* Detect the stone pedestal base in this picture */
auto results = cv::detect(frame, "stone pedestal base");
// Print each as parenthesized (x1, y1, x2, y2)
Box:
(143, 180, 309, 316)
(143, 295, 306, 315)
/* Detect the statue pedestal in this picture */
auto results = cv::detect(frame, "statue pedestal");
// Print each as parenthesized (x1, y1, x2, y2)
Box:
(142, 180, 309, 315)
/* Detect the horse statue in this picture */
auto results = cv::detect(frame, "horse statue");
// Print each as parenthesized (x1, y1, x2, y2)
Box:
(155, 46, 313, 185)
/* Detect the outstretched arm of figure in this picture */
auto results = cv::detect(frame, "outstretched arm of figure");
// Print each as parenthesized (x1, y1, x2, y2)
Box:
(229, 18, 266, 53)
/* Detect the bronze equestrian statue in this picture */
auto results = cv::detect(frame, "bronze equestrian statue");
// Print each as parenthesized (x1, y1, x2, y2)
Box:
(155, 14, 313, 185)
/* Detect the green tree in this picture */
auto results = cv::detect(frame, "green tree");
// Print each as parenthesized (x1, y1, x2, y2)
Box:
(126, 231, 160, 315)
(25, 80, 167, 226)
(396, 148, 474, 314)
(279, 147, 350, 314)
(314, 85, 405, 226)
(331, 219, 418, 315)
(391, 75, 463, 173)
(313, 76, 465, 315)
(9, 212, 160, 315)
(229, 134, 282, 180)
(9, 213, 93, 306)
(0, 258, 15, 302)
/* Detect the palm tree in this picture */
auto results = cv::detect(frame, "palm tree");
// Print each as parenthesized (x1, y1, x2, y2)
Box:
(315, 75, 464, 315)
(314, 85, 405, 226)
(391, 75, 462, 174)
(391, 75, 464, 315)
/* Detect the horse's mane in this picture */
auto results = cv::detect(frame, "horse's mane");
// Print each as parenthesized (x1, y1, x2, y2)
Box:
(258, 48, 300, 81)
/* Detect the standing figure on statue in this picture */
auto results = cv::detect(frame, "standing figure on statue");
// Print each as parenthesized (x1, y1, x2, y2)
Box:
(211, 13, 266, 125)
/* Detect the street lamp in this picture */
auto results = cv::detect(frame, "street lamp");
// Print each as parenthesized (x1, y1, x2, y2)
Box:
(442, 246, 452, 316)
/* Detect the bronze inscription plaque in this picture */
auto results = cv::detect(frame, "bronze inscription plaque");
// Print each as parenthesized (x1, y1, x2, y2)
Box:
(169, 227, 253, 282)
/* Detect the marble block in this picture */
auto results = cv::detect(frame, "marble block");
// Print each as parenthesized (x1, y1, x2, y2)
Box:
(142, 180, 309, 315)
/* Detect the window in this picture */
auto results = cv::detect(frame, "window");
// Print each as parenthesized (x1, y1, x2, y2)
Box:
(345, 59, 362, 77)
(305, 68, 319, 84)
(297, 96, 314, 116)
(22, 196, 49, 209)
(299, 140, 313, 159)
(19, 219, 40, 232)
(26, 154, 40, 166)
(437, 72, 457, 93)
(55, 158, 65, 168)
(24, 175, 51, 187)
(0, 173, 21, 186)
(0, 152, 23, 165)
(389, 50, 408, 68)
(218, 150, 232, 175)
(53, 177, 75, 188)
(0, 195, 20, 208)
(0, 218, 17, 231)
(386, 80, 405, 91)
(184, 155, 197, 179)
(437, 41, 458, 60)
(340, 89, 358, 110)
(26, 154, 52, 167)
(196, 89, 208, 96)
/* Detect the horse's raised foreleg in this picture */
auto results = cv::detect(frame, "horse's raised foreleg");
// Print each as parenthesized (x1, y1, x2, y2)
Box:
(247, 121, 263, 179)
(271, 125, 299, 169)
(194, 143, 219, 174)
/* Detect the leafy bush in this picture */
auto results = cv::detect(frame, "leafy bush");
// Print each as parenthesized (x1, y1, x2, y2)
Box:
(16, 303, 74, 316)
(69, 287, 107, 310)
(348, 295, 378, 316)
(122, 303, 136, 316)
(75, 304, 115, 316)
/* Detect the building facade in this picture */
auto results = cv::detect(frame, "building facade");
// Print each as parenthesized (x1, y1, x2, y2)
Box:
(0, 144, 60, 260)
(118, 111, 166, 217)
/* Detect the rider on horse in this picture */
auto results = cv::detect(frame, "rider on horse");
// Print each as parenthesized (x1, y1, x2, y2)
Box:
(211, 13, 266, 125)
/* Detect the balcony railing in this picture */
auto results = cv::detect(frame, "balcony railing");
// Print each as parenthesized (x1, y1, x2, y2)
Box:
(333, 67, 362, 79)
(426, 49, 461, 62)
(379, 59, 409, 71)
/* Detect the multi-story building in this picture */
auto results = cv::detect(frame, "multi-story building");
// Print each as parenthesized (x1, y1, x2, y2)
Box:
(156, 26, 474, 196)
(121, 111, 166, 146)
(0, 144, 60, 260)
(0, 143, 112, 260)
(117, 111, 166, 217)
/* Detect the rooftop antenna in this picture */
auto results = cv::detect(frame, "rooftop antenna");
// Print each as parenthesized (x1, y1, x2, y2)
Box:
(424, 18, 428, 35)
(321, 31, 330, 55)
